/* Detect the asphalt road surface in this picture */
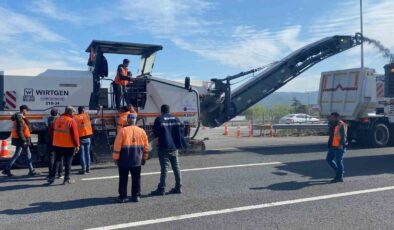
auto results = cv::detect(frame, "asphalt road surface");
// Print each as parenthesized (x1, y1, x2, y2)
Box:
(2, 129, 394, 230)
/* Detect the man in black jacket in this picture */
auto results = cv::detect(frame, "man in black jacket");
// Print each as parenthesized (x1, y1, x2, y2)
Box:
(151, 104, 187, 195)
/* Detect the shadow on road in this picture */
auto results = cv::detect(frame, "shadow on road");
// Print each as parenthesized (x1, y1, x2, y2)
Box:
(252, 153, 394, 191)
(0, 175, 47, 184)
(251, 180, 330, 191)
(0, 183, 48, 192)
(0, 197, 116, 215)
(207, 143, 366, 156)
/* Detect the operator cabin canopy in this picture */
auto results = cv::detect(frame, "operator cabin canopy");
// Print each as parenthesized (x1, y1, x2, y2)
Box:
(85, 40, 163, 56)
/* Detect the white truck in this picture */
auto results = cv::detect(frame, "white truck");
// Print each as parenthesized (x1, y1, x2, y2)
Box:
(318, 65, 394, 147)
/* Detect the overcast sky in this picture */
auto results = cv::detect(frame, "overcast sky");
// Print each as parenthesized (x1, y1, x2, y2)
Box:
(1, 0, 393, 92)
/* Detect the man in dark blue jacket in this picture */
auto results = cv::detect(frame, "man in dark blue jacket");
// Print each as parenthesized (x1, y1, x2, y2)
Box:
(151, 104, 187, 195)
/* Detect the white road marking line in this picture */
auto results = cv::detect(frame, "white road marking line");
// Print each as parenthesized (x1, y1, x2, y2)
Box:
(85, 185, 394, 230)
(82, 162, 281, 181)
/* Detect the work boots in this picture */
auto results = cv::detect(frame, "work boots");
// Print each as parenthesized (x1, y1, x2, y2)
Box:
(168, 187, 182, 194)
(2, 170, 13, 177)
(150, 188, 165, 196)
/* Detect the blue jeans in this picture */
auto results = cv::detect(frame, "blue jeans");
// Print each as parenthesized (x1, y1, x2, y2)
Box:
(158, 150, 182, 189)
(79, 138, 91, 171)
(326, 148, 345, 179)
(6, 145, 34, 172)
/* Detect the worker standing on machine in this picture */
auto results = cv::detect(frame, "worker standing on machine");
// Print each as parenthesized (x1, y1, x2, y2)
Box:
(113, 59, 132, 109)
(2, 105, 40, 177)
(48, 106, 80, 185)
(75, 106, 93, 175)
(326, 112, 347, 183)
(113, 113, 149, 203)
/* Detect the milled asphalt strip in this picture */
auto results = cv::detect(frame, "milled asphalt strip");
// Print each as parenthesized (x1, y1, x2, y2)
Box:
(82, 162, 281, 181)
(85, 185, 394, 230)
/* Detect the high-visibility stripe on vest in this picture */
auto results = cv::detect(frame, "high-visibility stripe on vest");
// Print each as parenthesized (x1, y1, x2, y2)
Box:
(11, 118, 31, 139)
(75, 113, 93, 138)
(114, 66, 129, 86)
(53, 115, 75, 148)
(332, 121, 347, 148)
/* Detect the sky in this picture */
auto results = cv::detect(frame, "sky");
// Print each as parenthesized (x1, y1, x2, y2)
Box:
(0, 0, 393, 92)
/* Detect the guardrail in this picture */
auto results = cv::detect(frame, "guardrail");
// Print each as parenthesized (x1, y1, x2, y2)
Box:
(253, 123, 328, 137)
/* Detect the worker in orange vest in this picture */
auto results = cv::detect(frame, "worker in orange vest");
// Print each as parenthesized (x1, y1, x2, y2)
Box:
(48, 106, 80, 185)
(75, 106, 93, 175)
(117, 106, 130, 133)
(326, 112, 347, 183)
(113, 59, 133, 109)
(113, 113, 149, 203)
(2, 105, 40, 177)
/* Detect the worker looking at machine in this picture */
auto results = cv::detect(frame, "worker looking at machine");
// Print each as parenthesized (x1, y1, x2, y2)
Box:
(113, 113, 149, 203)
(150, 104, 187, 195)
(46, 108, 63, 179)
(75, 106, 93, 174)
(48, 106, 80, 185)
(113, 59, 132, 109)
(326, 112, 347, 183)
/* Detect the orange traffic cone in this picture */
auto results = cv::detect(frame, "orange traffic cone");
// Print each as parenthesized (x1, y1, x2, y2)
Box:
(223, 123, 229, 136)
(0, 140, 11, 158)
(237, 125, 241, 137)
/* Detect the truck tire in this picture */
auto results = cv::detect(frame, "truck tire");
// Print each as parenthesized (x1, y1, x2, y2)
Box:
(0, 132, 11, 140)
(369, 123, 390, 148)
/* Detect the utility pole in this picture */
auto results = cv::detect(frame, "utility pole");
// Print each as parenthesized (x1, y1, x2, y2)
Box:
(360, 0, 364, 69)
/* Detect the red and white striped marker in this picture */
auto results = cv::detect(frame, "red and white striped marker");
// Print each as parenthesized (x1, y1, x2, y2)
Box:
(376, 81, 384, 98)
(5, 91, 17, 110)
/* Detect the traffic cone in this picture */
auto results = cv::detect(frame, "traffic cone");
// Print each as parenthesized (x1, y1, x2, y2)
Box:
(0, 140, 11, 158)
(223, 123, 229, 136)
(237, 125, 241, 137)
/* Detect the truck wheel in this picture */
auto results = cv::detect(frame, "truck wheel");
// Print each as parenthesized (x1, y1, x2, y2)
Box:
(370, 123, 390, 147)
(0, 132, 11, 140)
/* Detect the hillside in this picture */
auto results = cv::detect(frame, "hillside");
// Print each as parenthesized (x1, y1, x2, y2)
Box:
(258, 91, 319, 108)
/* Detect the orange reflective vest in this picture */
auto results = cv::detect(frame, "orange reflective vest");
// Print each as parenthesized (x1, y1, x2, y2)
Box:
(75, 113, 93, 138)
(332, 121, 347, 148)
(53, 115, 76, 148)
(114, 66, 129, 86)
(117, 111, 138, 133)
(11, 118, 31, 139)
(113, 125, 149, 167)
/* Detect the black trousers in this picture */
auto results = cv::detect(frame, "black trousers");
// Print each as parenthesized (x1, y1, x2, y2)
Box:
(113, 83, 121, 109)
(113, 84, 127, 109)
(51, 147, 74, 180)
(47, 145, 63, 177)
(118, 166, 141, 198)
